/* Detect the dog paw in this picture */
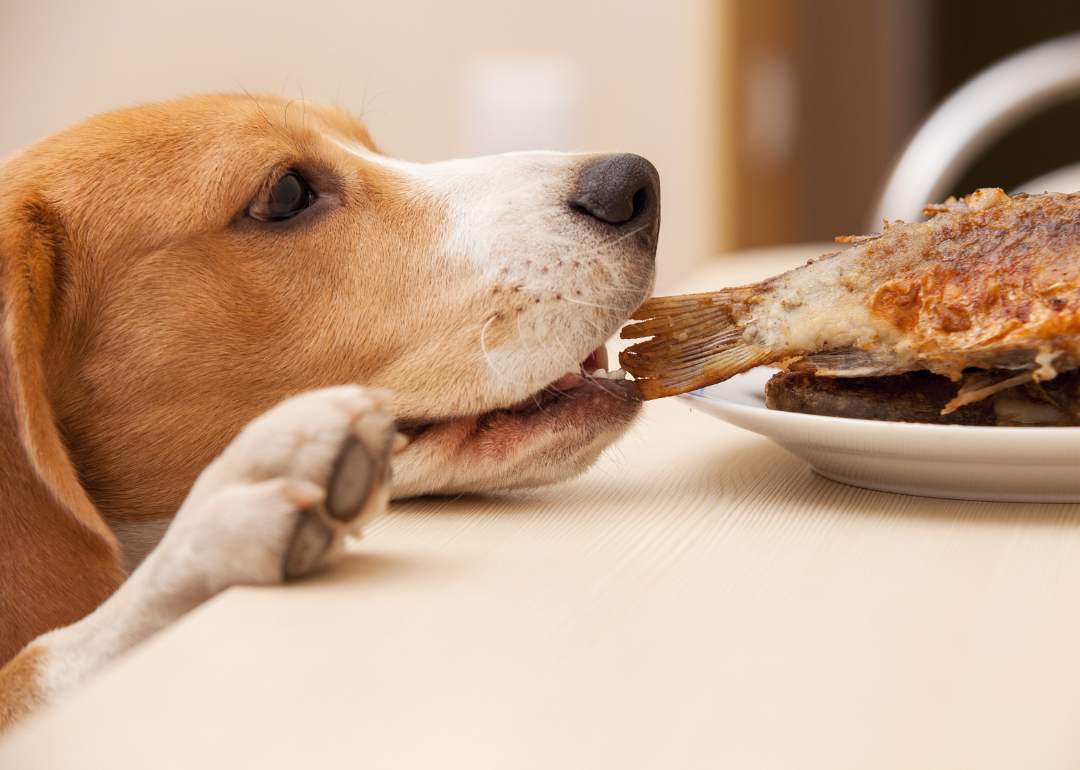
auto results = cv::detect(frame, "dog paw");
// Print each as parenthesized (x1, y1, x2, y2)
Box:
(154, 387, 395, 596)
(281, 417, 394, 579)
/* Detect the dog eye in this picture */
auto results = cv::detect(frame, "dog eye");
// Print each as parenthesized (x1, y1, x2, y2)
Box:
(251, 170, 314, 221)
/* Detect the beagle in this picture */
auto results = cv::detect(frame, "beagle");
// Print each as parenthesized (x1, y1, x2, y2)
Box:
(0, 93, 659, 730)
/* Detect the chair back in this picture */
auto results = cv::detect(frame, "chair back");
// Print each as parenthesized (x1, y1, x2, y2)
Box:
(870, 33, 1080, 228)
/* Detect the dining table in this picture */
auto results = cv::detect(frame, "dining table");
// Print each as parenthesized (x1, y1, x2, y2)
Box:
(4, 244, 1080, 769)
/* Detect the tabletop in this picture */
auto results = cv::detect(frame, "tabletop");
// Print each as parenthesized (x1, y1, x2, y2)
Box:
(4, 245, 1080, 769)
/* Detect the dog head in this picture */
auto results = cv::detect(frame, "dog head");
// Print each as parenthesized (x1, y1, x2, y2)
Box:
(0, 93, 659, 532)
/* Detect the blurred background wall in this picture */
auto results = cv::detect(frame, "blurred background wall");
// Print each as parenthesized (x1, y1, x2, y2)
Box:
(3, 0, 1080, 285)
(728, 0, 1080, 246)
(0, 0, 726, 293)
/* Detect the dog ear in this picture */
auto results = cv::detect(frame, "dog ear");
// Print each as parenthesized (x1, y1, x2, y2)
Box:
(0, 192, 124, 664)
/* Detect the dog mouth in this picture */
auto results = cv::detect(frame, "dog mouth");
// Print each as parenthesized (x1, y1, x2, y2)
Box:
(393, 345, 642, 443)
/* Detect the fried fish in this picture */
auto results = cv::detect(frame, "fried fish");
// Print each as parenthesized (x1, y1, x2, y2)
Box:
(620, 188, 1080, 414)
(763, 369, 1080, 426)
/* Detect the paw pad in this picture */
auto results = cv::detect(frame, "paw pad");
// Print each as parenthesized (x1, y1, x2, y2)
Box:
(282, 409, 393, 580)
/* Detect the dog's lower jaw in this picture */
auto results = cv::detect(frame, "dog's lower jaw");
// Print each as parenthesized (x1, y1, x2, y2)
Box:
(388, 377, 643, 498)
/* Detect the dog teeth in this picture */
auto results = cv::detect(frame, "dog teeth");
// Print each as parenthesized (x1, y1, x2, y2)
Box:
(590, 368, 629, 381)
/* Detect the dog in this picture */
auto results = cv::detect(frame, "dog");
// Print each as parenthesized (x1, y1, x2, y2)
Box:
(0, 93, 659, 730)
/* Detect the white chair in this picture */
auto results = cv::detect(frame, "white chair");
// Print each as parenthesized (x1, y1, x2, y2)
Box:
(1013, 161, 1080, 196)
(870, 32, 1080, 229)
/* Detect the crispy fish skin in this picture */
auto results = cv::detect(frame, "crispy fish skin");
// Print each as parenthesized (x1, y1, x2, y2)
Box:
(621, 189, 1080, 400)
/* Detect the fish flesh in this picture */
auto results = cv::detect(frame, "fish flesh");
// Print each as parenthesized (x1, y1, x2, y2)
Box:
(620, 188, 1080, 404)
(764, 369, 1080, 426)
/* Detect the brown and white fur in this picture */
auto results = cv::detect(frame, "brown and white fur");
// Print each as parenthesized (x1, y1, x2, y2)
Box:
(0, 94, 659, 731)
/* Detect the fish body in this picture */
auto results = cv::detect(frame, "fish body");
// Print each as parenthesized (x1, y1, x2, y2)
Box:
(621, 189, 1080, 400)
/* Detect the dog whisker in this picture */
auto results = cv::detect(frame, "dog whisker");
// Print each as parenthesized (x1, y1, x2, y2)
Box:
(568, 224, 651, 260)
(551, 331, 582, 375)
(577, 312, 617, 342)
(281, 54, 317, 99)
(227, 73, 274, 129)
(479, 315, 530, 386)
(527, 391, 550, 416)
(357, 76, 394, 125)
(284, 96, 309, 131)
(516, 315, 575, 387)
(559, 296, 626, 312)
(527, 314, 576, 372)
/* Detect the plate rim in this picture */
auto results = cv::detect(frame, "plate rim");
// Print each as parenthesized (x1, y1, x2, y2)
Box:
(681, 367, 1080, 467)
(682, 367, 1080, 441)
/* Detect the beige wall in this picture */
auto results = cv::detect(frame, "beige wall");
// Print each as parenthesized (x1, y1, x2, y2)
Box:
(0, 0, 728, 290)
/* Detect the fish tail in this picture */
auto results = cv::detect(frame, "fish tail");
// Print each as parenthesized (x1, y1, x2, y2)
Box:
(619, 291, 770, 399)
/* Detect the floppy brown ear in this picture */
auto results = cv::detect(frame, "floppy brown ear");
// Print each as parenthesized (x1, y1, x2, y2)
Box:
(0, 193, 124, 665)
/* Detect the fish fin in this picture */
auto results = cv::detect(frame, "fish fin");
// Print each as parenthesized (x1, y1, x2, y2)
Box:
(942, 369, 1034, 414)
(619, 291, 769, 399)
(790, 349, 890, 377)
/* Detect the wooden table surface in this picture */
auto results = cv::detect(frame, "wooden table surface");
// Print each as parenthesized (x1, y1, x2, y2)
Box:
(5, 245, 1080, 769)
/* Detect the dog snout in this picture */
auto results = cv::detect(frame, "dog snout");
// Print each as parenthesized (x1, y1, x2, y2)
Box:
(570, 153, 660, 232)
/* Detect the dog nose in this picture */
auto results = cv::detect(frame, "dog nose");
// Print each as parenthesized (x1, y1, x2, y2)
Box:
(571, 153, 660, 226)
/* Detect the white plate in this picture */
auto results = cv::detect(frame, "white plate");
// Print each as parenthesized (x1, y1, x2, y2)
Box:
(681, 367, 1080, 502)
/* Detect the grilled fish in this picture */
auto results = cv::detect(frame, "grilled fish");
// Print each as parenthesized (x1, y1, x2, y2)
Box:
(620, 189, 1080, 405)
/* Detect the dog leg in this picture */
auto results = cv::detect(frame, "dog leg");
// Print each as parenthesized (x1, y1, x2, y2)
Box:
(0, 386, 394, 732)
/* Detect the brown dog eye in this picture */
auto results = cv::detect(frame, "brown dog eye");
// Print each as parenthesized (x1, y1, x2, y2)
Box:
(252, 170, 313, 221)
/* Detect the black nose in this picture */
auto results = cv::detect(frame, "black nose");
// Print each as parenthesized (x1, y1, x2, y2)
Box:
(570, 153, 660, 226)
